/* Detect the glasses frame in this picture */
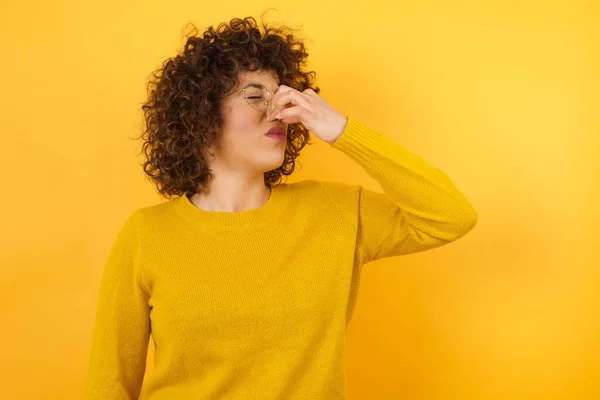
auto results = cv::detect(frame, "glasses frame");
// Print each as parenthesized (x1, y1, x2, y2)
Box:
(221, 83, 273, 112)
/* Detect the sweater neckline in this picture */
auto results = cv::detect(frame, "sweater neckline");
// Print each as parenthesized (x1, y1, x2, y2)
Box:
(173, 184, 291, 231)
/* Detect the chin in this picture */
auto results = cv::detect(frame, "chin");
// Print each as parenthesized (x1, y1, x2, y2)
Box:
(259, 152, 285, 173)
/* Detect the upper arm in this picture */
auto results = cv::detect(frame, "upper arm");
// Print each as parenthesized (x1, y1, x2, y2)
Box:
(85, 210, 151, 399)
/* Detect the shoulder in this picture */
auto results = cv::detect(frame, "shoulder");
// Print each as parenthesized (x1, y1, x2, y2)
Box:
(285, 178, 358, 194)
(122, 197, 182, 230)
(287, 179, 361, 199)
(285, 179, 362, 219)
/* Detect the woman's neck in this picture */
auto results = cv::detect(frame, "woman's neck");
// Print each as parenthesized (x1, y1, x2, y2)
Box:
(188, 175, 271, 213)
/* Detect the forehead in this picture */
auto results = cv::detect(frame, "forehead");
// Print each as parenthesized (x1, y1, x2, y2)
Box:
(238, 69, 280, 90)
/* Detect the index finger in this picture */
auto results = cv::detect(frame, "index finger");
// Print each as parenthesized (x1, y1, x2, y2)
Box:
(269, 86, 310, 115)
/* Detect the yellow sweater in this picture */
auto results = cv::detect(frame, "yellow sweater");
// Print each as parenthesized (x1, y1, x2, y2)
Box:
(85, 117, 477, 399)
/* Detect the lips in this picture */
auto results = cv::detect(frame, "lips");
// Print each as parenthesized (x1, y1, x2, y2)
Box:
(266, 126, 286, 142)
(266, 127, 285, 136)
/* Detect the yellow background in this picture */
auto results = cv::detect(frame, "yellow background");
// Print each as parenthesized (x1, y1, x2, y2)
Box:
(1, 1, 598, 399)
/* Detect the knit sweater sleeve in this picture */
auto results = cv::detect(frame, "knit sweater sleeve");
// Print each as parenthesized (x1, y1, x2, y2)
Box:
(85, 210, 150, 399)
(323, 117, 478, 265)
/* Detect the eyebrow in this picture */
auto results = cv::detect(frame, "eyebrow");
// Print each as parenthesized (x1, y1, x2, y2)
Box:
(246, 82, 280, 93)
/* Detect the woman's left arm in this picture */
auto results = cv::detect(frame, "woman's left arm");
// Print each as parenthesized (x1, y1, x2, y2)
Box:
(270, 86, 478, 263)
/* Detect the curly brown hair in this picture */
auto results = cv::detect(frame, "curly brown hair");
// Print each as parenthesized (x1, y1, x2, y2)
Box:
(138, 16, 320, 199)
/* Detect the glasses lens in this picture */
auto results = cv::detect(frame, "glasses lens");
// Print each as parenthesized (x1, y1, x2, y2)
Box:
(244, 84, 270, 111)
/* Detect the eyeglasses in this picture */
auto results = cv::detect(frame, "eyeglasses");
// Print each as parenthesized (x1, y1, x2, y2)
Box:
(222, 83, 273, 112)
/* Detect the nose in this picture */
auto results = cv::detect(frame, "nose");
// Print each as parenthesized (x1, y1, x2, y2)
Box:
(266, 100, 293, 118)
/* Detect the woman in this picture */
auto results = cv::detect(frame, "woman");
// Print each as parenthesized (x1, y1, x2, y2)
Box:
(85, 16, 477, 400)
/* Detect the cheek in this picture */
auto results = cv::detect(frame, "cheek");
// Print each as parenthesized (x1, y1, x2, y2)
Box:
(220, 110, 262, 146)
